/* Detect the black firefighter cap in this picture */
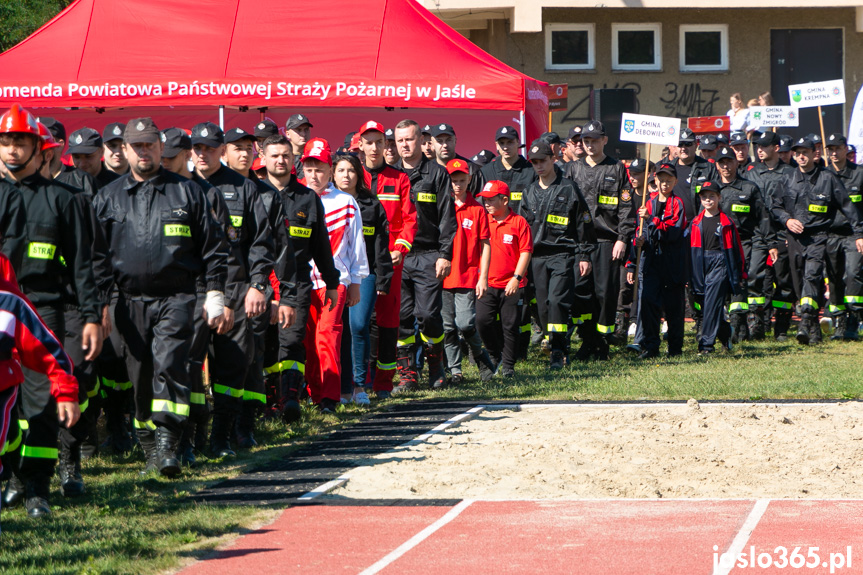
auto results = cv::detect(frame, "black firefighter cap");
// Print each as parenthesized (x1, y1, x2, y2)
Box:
(161, 128, 192, 158)
(191, 122, 224, 148)
(67, 127, 102, 154)
(527, 139, 553, 160)
(254, 119, 279, 139)
(124, 117, 161, 144)
(102, 122, 126, 142)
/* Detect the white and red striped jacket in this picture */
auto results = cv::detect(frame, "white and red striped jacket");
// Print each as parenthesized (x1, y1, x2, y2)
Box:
(310, 184, 369, 289)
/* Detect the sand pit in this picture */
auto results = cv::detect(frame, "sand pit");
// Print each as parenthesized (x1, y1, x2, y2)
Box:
(329, 402, 863, 500)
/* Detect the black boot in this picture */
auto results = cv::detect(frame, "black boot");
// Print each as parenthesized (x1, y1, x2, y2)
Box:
(612, 311, 628, 346)
(2, 473, 25, 508)
(178, 421, 196, 468)
(394, 346, 419, 393)
(774, 309, 792, 341)
(24, 477, 51, 518)
(209, 414, 236, 458)
(809, 311, 823, 344)
(136, 428, 158, 475)
(277, 370, 304, 424)
(796, 311, 812, 345)
(235, 403, 258, 449)
(155, 427, 181, 477)
(427, 341, 446, 389)
(748, 309, 766, 340)
(58, 443, 85, 497)
(730, 313, 747, 343)
(846, 312, 860, 340)
(831, 313, 847, 341)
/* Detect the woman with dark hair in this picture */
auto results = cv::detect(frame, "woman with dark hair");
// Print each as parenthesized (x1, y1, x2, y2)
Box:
(758, 91, 775, 106)
(333, 154, 393, 403)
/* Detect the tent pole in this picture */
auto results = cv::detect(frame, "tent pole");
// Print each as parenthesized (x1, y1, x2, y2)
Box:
(519, 110, 526, 147)
(219, 105, 225, 130)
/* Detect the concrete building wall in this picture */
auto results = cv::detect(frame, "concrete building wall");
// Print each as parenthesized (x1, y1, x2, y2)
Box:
(465, 7, 861, 136)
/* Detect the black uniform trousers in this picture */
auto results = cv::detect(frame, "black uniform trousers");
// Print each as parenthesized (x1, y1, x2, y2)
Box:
(399, 251, 445, 346)
(59, 308, 101, 453)
(97, 292, 133, 428)
(618, 266, 637, 320)
(730, 238, 769, 314)
(206, 286, 251, 420)
(476, 287, 522, 371)
(697, 250, 732, 352)
(766, 237, 796, 313)
(531, 252, 575, 352)
(786, 233, 829, 313)
(115, 293, 196, 434)
(637, 267, 686, 355)
(1, 304, 64, 480)
(574, 240, 618, 335)
(278, 280, 313, 375)
(826, 234, 863, 316)
(245, 310, 271, 411)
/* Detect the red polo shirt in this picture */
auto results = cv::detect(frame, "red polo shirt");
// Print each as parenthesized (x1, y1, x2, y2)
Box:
(443, 195, 490, 290)
(487, 209, 532, 289)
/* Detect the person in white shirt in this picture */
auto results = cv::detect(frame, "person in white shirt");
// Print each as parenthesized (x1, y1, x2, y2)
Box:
(727, 92, 750, 133)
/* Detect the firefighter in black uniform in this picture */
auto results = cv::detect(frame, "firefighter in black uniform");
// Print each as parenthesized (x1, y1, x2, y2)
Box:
(565, 121, 635, 359)
(189, 123, 273, 457)
(771, 136, 863, 345)
(730, 132, 753, 177)
(615, 158, 653, 344)
(286, 113, 312, 175)
(261, 134, 338, 423)
(714, 147, 774, 340)
(93, 117, 229, 477)
(825, 133, 863, 339)
(471, 149, 496, 167)
(0, 105, 102, 517)
(68, 127, 121, 189)
(34, 121, 111, 496)
(481, 126, 538, 354)
(394, 119, 457, 389)
(748, 131, 797, 340)
(46, 118, 134, 456)
(519, 139, 596, 370)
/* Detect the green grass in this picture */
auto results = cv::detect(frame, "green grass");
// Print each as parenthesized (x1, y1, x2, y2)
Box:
(2, 328, 861, 574)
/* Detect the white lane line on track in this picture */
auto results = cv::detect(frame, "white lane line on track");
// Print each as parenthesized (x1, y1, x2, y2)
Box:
(296, 405, 486, 500)
(296, 475, 351, 501)
(358, 499, 474, 575)
(712, 498, 770, 575)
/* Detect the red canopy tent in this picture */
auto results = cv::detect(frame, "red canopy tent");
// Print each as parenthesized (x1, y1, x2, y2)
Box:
(0, 0, 548, 152)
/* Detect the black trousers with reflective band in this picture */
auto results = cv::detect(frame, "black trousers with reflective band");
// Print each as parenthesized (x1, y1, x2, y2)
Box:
(59, 308, 101, 452)
(278, 280, 312, 373)
(826, 234, 863, 315)
(787, 233, 828, 312)
(399, 251, 445, 345)
(116, 293, 196, 433)
(531, 252, 575, 352)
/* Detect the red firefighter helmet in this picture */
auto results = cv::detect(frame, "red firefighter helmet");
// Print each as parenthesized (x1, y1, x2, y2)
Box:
(0, 104, 41, 136)
(37, 122, 61, 151)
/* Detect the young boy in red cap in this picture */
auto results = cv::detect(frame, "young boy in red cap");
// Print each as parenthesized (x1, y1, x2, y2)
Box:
(301, 138, 368, 412)
(690, 181, 746, 354)
(476, 180, 533, 377)
(0, 253, 79, 521)
(442, 159, 495, 383)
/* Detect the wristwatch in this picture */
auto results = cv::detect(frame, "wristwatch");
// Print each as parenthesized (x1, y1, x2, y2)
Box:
(250, 282, 266, 293)
(513, 273, 523, 281)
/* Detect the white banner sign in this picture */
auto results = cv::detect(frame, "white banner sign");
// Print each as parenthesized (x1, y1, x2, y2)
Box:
(620, 113, 682, 146)
(788, 79, 845, 109)
(749, 106, 800, 127)
(848, 85, 863, 152)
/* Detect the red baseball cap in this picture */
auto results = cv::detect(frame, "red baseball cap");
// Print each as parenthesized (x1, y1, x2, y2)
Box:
(301, 137, 332, 165)
(477, 180, 510, 198)
(358, 120, 385, 137)
(445, 158, 470, 175)
(349, 132, 361, 151)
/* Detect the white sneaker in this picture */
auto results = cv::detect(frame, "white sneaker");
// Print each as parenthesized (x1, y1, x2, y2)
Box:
(660, 320, 668, 334)
(627, 323, 637, 337)
(352, 389, 371, 406)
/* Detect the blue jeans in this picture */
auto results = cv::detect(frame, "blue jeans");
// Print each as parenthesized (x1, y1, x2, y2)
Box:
(349, 274, 378, 387)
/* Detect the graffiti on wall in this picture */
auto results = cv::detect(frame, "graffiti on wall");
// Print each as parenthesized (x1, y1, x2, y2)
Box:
(659, 82, 721, 119)
(560, 82, 642, 124)
(557, 80, 721, 126)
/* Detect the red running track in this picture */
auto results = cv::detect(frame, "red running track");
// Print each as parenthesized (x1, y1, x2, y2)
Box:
(180, 499, 863, 575)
